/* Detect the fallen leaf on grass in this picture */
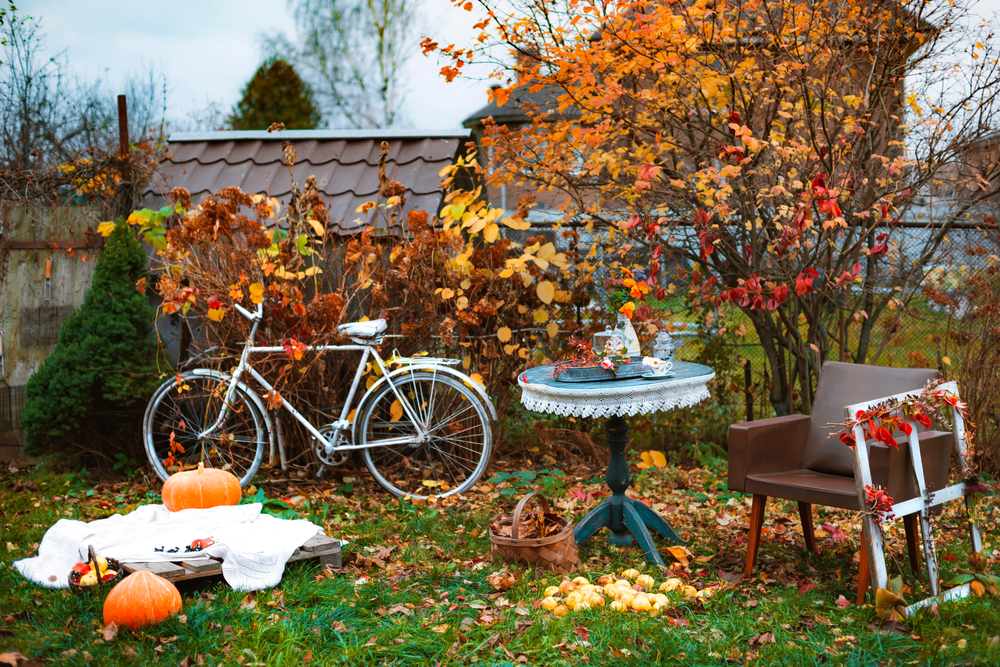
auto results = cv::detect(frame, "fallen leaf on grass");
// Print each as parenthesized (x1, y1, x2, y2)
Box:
(665, 546, 694, 567)
(386, 604, 413, 616)
(719, 570, 744, 585)
(332, 621, 349, 632)
(836, 595, 850, 608)
(101, 622, 118, 642)
(364, 636, 378, 647)
(431, 624, 451, 633)
(749, 631, 775, 648)
(488, 570, 517, 591)
(798, 583, 818, 595)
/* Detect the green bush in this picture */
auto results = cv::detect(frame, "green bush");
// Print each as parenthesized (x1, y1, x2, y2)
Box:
(21, 220, 158, 454)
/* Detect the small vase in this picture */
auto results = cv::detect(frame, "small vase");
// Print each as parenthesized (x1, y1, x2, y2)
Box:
(616, 314, 642, 357)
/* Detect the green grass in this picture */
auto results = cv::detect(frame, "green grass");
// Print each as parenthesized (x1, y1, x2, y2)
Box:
(2, 458, 999, 666)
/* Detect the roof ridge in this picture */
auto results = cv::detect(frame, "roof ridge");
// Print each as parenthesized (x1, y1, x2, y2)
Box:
(169, 129, 470, 142)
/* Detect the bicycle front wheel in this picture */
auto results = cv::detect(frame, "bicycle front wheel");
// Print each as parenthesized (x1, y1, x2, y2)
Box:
(358, 371, 492, 498)
(143, 371, 267, 487)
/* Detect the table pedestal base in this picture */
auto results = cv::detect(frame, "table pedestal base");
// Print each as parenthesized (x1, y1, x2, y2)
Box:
(572, 415, 685, 566)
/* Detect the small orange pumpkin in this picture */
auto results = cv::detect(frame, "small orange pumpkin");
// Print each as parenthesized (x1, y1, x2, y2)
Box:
(161, 462, 241, 512)
(103, 570, 182, 629)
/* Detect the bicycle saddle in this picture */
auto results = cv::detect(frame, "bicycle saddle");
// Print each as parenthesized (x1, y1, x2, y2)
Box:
(337, 319, 388, 338)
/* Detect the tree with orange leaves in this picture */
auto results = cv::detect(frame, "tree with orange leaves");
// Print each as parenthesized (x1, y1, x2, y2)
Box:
(426, 0, 1000, 414)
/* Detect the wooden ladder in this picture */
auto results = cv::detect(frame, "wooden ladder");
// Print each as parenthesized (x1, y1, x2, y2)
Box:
(848, 380, 982, 615)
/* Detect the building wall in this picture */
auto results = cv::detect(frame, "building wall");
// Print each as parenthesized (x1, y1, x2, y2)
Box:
(0, 206, 103, 454)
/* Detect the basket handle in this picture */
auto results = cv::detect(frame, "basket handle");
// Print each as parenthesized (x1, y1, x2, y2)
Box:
(511, 492, 551, 540)
(87, 544, 98, 575)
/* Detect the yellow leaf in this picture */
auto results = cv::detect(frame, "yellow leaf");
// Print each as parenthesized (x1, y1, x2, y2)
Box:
(347, 409, 357, 423)
(649, 450, 666, 467)
(303, 266, 323, 277)
(546, 322, 559, 338)
(463, 355, 471, 369)
(249, 283, 265, 304)
(469, 373, 485, 388)
(389, 399, 403, 422)
(484, 223, 499, 243)
(456, 295, 469, 310)
(308, 218, 325, 237)
(497, 327, 512, 343)
(503, 344, 517, 355)
(97, 221, 116, 236)
(537, 280, 555, 304)
(972, 580, 986, 597)
(942, 356, 952, 366)
(440, 288, 455, 300)
(533, 309, 549, 323)
(501, 216, 531, 231)
(875, 588, 902, 620)
(207, 308, 225, 322)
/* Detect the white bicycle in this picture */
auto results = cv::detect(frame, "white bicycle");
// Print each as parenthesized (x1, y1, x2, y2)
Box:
(143, 300, 495, 498)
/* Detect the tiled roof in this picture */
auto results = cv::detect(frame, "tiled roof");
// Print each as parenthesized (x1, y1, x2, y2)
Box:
(463, 85, 579, 130)
(146, 129, 469, 235)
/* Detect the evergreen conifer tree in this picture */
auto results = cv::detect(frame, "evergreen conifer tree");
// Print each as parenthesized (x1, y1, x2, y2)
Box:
(21, 220, 158, 453)
(228, 57, 320, 130)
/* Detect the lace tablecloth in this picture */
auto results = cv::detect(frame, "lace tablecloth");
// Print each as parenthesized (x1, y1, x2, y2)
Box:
(518, 361, 715, 418)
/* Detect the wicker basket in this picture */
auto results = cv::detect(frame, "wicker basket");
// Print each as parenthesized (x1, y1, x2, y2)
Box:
(68, 544, 123, 595)
(489, 492, 579, 574)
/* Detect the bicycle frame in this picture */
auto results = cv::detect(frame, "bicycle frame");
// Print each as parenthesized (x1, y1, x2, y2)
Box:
(199, 301, 440, 453)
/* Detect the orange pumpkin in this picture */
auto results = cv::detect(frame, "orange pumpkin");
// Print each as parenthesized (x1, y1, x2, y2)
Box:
(103, 570, 182, 629)
(161, 462, 241, 512)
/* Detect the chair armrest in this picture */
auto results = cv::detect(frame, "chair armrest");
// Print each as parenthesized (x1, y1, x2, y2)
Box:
(727, 414, 812, 492)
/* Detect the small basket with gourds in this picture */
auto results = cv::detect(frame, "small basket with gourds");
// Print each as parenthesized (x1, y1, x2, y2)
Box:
(68, 544, 123, 595)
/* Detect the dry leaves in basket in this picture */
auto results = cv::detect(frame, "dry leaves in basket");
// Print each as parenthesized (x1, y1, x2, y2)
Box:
(491, 510, 560, 539)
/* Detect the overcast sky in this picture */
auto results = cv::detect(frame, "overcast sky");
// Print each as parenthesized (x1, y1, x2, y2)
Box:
(21, 0, 1000, 133)
(24, 0, 495, 132)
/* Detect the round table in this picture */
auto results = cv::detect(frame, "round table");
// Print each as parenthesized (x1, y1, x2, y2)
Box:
(518, 361, 715, 566)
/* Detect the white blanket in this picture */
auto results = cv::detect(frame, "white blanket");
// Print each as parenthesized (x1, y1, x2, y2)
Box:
(13, 503, 323, 591)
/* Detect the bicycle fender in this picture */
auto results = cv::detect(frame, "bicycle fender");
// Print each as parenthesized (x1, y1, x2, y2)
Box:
(188, 368, 277, 463)
(352, 365, 497, 442)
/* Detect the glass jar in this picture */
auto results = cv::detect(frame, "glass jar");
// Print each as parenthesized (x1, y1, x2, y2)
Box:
(593, 325, 626, 356)
(653, 330, 678, 361)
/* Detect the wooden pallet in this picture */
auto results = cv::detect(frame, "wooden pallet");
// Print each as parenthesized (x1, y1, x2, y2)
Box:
(120, 534, 342, 583)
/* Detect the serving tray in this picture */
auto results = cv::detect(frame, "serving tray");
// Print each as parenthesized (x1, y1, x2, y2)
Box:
(554, 359, 647, 383)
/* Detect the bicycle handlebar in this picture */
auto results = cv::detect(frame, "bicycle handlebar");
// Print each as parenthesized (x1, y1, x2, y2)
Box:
(233, 300, 263, 321)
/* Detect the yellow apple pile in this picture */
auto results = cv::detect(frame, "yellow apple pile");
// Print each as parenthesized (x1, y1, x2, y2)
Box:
(538, 568, 714, 617)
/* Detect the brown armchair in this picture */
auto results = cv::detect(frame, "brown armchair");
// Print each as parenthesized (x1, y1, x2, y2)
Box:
(727, 361, 953, 602)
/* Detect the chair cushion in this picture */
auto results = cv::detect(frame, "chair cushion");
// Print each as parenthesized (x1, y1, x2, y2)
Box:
(748, 429, 953, 511)
(746, 469, 862, 510)
(799, 361, 940, 477)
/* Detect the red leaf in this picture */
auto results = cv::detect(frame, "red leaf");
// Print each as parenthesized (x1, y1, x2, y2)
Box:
(798, 584, 818, 595)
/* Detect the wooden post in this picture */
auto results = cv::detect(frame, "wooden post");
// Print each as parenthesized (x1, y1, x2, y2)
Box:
(117, 94, 130, 181)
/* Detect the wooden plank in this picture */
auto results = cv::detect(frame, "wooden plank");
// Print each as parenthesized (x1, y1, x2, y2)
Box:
(119, 535, 341, 584)
(180, 558, 220, 573)
(300, 534, 339, 552)
(123, 561, 186, 578)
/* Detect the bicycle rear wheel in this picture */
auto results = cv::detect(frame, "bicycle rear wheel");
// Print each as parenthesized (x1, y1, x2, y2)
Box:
(143, 371, 267, 487)
(357, 371, 492, 498)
